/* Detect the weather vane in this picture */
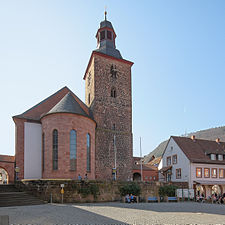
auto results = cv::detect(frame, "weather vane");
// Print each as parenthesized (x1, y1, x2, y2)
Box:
(104, 6, 107, 20)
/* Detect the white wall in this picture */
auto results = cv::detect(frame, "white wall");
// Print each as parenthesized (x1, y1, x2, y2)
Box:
(190, 163, 225, 187)
(24, 122, 42, 179)
(162, 138, 190, 185)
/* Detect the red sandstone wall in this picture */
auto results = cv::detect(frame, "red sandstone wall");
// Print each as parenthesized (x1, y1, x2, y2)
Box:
(0, 161, 15, 183)
(41, 113, 96, 180)
(13, 118, 25, 180)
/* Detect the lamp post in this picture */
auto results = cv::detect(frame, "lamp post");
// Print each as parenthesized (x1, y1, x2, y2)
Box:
(15, 167, 20, 181)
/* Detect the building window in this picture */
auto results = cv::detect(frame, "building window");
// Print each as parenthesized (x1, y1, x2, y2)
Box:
(167, 156, 171, 166)
(211, 168, 217, 178)
(42, 133, 45, 172)
(52, 129, 58, 170)
(211, 154, 216, 160)
(100, 31, 105, 40)
(204, 168, 210, 178)
(176, 168, 181, 179)
(110, 65, 117, 79)
(218, 154, 223, 161)
(219, 169, 224, 178)
(70, 130, 77, 171)
(172, 155, 177, 164)
(107, 30, 112, 40)
(87, 133, 91, 172)
(88, 93, 90, 105)
(196, 168, 202, 178)
(111, 87, 116, 98)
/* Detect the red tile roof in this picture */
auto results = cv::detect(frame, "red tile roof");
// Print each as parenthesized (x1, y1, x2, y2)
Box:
(172, 136, 225, 165)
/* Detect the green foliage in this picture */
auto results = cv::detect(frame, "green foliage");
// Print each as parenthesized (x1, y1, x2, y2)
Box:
(158, 185, 177, 197)
(119, 183, 141, 196)
(78, 183, 99, 199)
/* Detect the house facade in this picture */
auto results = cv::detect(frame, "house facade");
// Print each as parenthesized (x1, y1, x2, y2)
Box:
(160, 136, 225, 197)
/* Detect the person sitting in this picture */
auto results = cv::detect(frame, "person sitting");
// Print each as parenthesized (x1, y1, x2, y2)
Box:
(78, 174, 82, 181)
(125, 194, 130, 203)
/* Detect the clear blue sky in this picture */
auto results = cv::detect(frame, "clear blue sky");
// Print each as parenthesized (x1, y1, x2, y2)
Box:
(0, 0, 225, 157)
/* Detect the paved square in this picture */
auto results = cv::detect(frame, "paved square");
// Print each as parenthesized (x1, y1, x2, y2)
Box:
(0, 202, 225, 224)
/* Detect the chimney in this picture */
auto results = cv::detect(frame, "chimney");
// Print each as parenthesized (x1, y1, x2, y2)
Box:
(191, 135, 195, 141)
(216, 138, 220, 143)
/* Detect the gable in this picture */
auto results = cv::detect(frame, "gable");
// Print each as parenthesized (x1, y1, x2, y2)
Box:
(13, 86, 91, 121)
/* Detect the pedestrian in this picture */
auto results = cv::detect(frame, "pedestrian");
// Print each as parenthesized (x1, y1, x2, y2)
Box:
(78, 174, 82, 181)
(84, 173, 88, 181)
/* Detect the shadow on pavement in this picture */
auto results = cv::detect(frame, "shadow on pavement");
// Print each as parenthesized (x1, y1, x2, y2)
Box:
(75, 202, 225, 216)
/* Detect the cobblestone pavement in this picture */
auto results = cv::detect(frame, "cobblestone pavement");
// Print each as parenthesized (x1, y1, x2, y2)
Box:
(0, 202, 225, 225)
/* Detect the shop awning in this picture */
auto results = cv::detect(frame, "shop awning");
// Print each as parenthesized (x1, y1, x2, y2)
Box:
(194, 180, 225, 185)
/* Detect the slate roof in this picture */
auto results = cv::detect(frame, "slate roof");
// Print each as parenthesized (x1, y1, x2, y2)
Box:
(100, 20, 113, 29)
(171, 136, 225, 165)
(44, 92, 90, 119)
(13, 86, 92, 121)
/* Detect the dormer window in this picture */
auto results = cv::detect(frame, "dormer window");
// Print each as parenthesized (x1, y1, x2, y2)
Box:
(211, 154, 216, 160)
(100, 31, 105, 41)
(218, 154, 223, 161)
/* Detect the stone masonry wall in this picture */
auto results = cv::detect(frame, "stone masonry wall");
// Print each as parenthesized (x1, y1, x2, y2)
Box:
(16, 180, 161, 203)
(85, 53, 133, 181)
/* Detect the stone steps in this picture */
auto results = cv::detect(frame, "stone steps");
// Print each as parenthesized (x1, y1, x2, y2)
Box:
(0, 185, 45, 207)
(0, 184, 20, 193)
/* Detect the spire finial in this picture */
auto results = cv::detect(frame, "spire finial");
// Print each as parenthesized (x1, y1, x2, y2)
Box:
(104, 6, 107, 20)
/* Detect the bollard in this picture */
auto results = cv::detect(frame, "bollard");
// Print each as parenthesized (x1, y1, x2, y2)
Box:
(0, 215, 9, 225)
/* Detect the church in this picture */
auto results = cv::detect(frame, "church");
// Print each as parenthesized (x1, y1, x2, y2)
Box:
(12, 13, 134, 181)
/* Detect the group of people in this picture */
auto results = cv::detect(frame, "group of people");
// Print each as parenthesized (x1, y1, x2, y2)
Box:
(125, 194, 137, 203)
(196, 192, 225, 204)
(77, 174, 88, 181)
(211, 193, 225, 204)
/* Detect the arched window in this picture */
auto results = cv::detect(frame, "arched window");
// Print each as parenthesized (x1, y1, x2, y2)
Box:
(70, 130, 77, 170)
(52, 129, 58, 170)
(42, 133, 45, 172)
(87, 133, 91, 172)
(111, 87, 116, 98)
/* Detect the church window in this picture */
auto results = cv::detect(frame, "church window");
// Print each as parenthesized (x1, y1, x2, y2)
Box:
(111, 87, 116, 98)
(87, 133, 91, 172)
(110, 65, 117, 79)
(107, 30, 112, 40)
(100, 31, 105, 40)
(88, 93, 90, 105)
(53, 129, 58, 170)
(42, 133, 45, 172)
(70, 130, 77, 171)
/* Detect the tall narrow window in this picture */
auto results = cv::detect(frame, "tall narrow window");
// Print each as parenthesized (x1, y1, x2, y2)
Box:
(53, 129, 58, 170)
(111, 87, 116, 98)
(70, 130, 77, 170)
(100, 31, 105, 40)
(42, 133, 45, 172)
(87, 133, 91, 172)
(88, 93, 91, 105)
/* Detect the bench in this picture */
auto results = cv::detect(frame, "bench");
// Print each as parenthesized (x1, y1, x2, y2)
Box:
(147, 196, 159, 203)
(167, 197, 178, 202)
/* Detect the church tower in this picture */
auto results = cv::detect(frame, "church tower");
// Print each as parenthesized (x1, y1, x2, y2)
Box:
(84, 12, 133, 180)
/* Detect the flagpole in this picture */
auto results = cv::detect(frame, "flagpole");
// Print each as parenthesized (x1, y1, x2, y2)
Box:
(114, 135, 117, 180)
(140, 137, 143, 182)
